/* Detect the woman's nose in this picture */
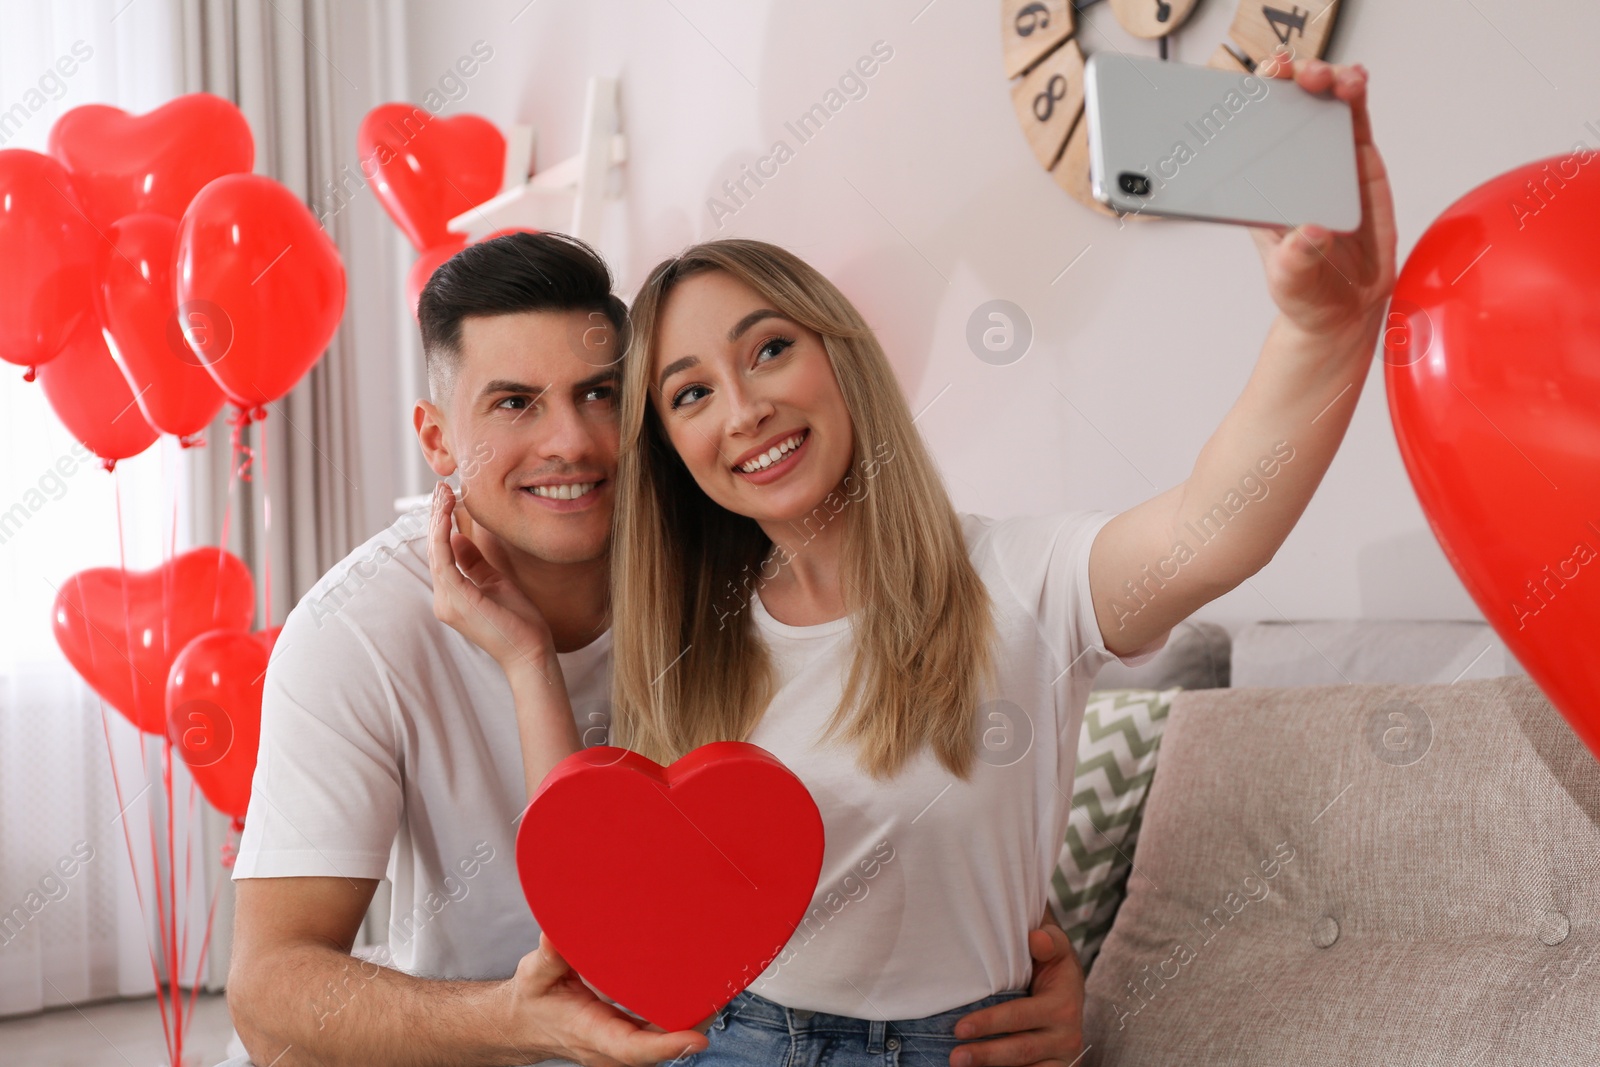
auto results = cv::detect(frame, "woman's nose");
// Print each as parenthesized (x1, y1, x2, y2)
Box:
(722, 382, 775, 438)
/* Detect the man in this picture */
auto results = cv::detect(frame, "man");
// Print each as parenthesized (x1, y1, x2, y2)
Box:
(224, 232, 1085, 1067)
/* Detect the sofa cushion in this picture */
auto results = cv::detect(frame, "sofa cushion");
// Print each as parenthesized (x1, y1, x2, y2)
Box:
(1082, 675, 1600, 1065)
(1053, 688, 1179, 972)
(1231, 619, 1525, 687)
(1093, 620, 1231, 691)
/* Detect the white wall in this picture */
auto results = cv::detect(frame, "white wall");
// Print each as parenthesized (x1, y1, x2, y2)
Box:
(387, 0, 1600, 629)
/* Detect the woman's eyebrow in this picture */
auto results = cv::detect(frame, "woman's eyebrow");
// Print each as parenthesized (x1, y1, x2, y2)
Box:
(657, 356, 698, 394)
(728, 308, 782, 342)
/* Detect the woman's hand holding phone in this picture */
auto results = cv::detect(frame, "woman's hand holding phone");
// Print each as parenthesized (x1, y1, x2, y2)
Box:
(1248, 51, 1398, 340)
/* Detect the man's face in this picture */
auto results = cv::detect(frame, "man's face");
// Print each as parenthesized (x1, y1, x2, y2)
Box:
(416, 310, 620, 566)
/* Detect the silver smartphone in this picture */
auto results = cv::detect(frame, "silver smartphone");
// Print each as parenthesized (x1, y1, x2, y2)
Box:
(1083, 52, 1361, 231)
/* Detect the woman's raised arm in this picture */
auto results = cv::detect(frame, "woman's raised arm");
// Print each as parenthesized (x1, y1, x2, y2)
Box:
(1090, 54, 1397, 658)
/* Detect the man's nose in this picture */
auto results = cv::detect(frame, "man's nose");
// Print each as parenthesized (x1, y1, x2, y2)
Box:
(537, 401, 597, 462)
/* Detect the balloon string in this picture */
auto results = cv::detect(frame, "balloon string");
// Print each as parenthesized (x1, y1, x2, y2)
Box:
(155, 442, 181, 1067)
(226, 406, 265, 482)
(97, 704, 171, 1051)
(259, 417, 272, 626)
(145, 738, 175, 1066)
(116, 477, 177, 1064)
(218, 429, 239, 562)
(184, 816, 239, 1039)
(163, 737, 182, 1064)
(112, 474, 153, 778)
(176, 778, 198, 1007)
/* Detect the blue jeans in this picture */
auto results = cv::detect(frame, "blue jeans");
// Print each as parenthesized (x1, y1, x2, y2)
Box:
(683, 988, 1029, 1066)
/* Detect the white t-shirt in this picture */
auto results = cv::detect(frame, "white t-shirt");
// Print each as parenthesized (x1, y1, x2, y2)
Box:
(742, 509, 1168, 1018)
(233, 509, 615, 982)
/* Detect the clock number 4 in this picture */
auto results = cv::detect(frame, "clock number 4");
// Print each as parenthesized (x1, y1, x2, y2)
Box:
(1262, 4, 1309, 44)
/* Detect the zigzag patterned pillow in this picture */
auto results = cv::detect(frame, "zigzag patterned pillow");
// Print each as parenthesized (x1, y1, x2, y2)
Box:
(1050, 687, 1180, 973)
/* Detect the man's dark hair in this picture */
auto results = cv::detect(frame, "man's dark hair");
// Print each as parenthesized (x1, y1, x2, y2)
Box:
(416, 230, 629, 400)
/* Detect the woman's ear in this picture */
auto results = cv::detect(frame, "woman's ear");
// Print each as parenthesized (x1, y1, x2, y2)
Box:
(414, 400, 458, 477)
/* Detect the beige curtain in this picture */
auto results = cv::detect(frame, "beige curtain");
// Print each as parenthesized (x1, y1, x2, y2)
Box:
(175, 0, 410, 988)
(179, 0, 366, 621)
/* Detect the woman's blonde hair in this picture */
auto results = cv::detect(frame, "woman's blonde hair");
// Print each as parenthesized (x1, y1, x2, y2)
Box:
(613, 239, 996, 779)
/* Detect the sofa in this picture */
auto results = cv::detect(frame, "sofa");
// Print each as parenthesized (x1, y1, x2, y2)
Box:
(1070, 619, 1600, 1065)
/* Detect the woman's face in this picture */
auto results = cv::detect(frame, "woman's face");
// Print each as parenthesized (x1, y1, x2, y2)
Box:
(650, 270, 855, 527)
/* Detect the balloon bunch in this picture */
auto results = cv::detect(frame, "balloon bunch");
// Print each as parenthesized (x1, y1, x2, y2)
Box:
(12, 93, 347, 1067)
(51, 547, 275, 824)
(51, 546, 279, 1067)
(357, 103, 530, 315)
(2, 93, 346, 466)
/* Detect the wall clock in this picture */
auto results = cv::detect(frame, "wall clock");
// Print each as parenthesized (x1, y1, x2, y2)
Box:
(1003, 0, 1343, 218)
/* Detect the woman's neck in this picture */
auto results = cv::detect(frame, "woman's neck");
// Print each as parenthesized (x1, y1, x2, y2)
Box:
(755, 513, 848, 626)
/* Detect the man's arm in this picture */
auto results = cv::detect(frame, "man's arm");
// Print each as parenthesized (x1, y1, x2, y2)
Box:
(229, 877, 708, 1067)
(948, 908, 1085, 1067)
(229, 877, 537, 1067)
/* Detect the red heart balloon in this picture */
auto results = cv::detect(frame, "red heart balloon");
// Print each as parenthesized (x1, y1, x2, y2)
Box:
(406, 229, 540, 319)
(97, 213, 225, 439)
(0, 149, 98, 372)
(47, 93, 253, 231)
(517, 742, 824, 1030)
(406, 243, 462, 318)
(36, 318, 161, 465)
(167, 626, 282, 820)
(359, 104, 505, 253)
(174, 174, 347, 410)
(52, 547, 255, 735)
(1386, 147, 1600, 758)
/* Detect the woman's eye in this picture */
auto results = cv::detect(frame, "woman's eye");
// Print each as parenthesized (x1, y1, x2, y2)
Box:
(757, 336, 795, 363)
(670, 384, 708, 410)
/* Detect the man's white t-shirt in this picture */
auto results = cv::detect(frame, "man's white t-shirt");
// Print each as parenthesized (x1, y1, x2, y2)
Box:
(233, 508, 614, 981)
(742, 509, 1167, 1018)
(235, 505, 1165, 1019)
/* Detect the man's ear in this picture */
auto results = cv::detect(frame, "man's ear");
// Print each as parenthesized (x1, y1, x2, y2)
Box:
(414, 399, 457, 477)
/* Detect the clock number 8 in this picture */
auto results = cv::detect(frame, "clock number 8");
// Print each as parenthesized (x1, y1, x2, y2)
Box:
(1032, 74, 1067, 122)
(1014, 2, 1051, 37)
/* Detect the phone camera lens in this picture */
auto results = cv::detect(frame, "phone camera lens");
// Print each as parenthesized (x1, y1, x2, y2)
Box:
(1117, 172, 1152, 197)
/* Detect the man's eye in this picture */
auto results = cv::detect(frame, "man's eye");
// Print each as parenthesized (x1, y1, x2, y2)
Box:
(587, 385, 616, 403)
(497, 396, 529, 410)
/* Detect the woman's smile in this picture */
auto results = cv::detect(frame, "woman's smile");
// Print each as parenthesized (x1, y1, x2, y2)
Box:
(732, 428, 810, 484)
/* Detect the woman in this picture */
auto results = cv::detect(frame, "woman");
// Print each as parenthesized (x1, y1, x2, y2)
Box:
(433, 52, 1393, 1067)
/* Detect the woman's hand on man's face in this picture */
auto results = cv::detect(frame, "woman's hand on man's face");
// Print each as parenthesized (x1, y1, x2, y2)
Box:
(428, 482, 556, 674)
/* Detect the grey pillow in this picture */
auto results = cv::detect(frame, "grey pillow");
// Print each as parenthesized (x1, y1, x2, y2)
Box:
(1231, 619, 1525, 687)
(1092, 619, 1231, 691)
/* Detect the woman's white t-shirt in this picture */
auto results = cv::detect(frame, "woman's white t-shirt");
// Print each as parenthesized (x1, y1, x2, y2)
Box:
(742, 509, 1168, 1019)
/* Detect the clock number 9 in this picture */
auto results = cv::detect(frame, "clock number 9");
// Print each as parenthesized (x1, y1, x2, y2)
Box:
(1014, 2, 1051, 38)
(1032, 74, 1068, 122)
